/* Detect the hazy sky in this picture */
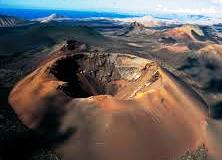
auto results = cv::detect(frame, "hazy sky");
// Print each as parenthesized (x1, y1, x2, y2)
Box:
(1, 0, 222, 15)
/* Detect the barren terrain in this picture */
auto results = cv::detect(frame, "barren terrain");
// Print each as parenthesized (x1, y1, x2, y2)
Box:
(1, 15, 222, 160)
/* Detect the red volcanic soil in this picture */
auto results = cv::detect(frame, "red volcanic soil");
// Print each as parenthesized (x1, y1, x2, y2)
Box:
(8, 50, 222, 160)
(165, 29, 193, 41)
(160, 44, 190, 53)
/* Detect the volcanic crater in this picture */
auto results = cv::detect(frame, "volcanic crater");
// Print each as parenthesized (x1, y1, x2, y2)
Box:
(48, 53, 157, 99)
(9, 50, 213, 160)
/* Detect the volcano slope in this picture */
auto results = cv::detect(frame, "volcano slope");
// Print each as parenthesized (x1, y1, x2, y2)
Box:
(8, 50, 222, 160)
(163, 24, 205, 42)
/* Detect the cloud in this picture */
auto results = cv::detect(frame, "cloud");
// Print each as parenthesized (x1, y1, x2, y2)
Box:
(212, 0, 222, 4)
(155, 5, 219, 15)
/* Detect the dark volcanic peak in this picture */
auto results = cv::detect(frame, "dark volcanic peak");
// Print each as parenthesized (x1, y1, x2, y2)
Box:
(130, 21, 145, 30)
(61, 40, 87, 52)
(0, 14, 28, 27)
(118, 21, 146, 36)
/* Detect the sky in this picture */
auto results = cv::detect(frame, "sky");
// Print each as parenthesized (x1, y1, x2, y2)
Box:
(1, 0, 222, 16)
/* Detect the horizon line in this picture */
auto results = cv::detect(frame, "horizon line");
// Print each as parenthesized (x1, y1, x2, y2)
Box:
(0, 4, 220, 18)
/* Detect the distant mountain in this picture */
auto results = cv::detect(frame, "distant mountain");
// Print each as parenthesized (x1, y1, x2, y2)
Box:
(0, 22, 106, 56)
(173, 15, 222, 25)
(33, 13, 72, 23)
(0, 14, 29, 27)
(155, 14, 222, 25)
(116, 16, 165, 27)
(116, 14, 222, 26)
